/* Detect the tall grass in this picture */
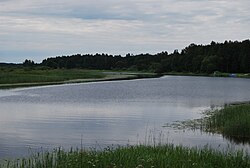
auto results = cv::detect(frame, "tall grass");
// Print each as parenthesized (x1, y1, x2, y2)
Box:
(166, 103, 250, 144)
(205, 104, 250, 143)
(0, 68, 106, 84)
(0, 67, 159, 89)
(1, 145, 249, 168)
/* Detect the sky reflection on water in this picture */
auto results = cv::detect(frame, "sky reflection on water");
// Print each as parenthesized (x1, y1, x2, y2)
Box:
(1, 76, 250, 158)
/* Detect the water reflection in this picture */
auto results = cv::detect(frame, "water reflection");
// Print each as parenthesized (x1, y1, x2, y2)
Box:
(223, 135, 250, 145)
(0, 76, 250, 158)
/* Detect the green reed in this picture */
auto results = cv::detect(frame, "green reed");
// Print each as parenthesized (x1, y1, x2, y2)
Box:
(0, 68, 105, 84)
(205, 104, 250, 143)
(166, 103, 250, 144)
(1, 145, 249, 168)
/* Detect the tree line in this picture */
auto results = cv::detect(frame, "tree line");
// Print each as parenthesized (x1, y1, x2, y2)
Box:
(40, 39, 250, 74)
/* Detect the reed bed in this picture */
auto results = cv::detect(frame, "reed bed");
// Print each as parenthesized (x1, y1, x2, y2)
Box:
(0, 67, 158, 89)
(165, 103, 250, 144)
(0, 68, 105, 84)
(205, 104, 250, 143)
(1, 145, 249, 168)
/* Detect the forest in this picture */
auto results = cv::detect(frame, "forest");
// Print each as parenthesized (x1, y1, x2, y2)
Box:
(32, 39, 250, 74)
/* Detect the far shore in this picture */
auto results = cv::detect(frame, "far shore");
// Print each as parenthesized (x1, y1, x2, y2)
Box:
(164, 71, 250, 78)
(1, 67, 250, 90)
(0, 70, 161, 89)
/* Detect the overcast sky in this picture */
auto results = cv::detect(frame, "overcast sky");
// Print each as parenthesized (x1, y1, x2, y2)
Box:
(0, 0, 250, 63)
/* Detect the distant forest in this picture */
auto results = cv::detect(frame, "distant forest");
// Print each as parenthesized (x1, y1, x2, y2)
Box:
(40, 40, 249, 73)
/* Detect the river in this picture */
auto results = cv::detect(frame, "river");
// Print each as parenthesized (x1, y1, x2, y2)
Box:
(0, 76, 250, 158)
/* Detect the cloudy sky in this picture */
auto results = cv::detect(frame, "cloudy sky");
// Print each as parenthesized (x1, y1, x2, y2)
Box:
(0, 0, 249, 63)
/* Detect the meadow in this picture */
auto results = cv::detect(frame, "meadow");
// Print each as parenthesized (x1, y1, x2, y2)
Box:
(0, 66, 157, 89)
(1, 65, 248, 89)
(0, 67, 103, 85)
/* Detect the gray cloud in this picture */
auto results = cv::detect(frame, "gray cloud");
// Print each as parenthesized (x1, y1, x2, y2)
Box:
(0, 0, 250, 63)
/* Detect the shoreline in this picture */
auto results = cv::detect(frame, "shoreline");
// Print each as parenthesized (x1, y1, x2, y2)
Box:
(2, 71, 250, 90)
(163, 72, 250, 79)
(1, 73, 250, 166)
(0, 72, 162, 89)
(1, 143, 249, 167)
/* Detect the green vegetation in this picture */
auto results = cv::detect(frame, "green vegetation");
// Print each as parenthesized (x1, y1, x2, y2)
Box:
(205, 104, 250, 143)
(0, 66, 159, 89)
(1, 40, 250, 88)
(1, 40, 250, 167)
(212, 71, 250, 78)
(0, 67, 103, 89)
(1, 145, 249, 168)
(1, 104, 250, 167)
(0, 67, 105, 84)
(166, 103, 250, 144)
(41, 40, 250, 74)
(163, 71, 250, 78)
(163, 71, 209, 77)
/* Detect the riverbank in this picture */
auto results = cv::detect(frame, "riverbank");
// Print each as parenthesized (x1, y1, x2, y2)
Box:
(1, 66, 249, 89)
(1, 76, 250, 167)
(166, 103, 250, 144)
(0, 67, 159, 89)
(1, 145, 249, 168)
(163, 71, 250, 78)
(204, 103, 250, 143)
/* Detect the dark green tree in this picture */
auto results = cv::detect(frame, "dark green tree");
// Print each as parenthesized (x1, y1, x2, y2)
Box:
(23, 59, 35, 67)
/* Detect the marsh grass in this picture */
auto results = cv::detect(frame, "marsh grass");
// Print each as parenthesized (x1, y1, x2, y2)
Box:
(0, 67, 159, 89)
(0, 68, 105, 84)
(166, 104, 250, 144)
(1, 145, 249, 168)
(205, 104, 250, 143)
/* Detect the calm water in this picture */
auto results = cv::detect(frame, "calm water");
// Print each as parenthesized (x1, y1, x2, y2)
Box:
(0, 76, 250, 158)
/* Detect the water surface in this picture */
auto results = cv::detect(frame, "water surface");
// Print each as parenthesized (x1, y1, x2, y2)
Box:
(0, 76, 250, 158)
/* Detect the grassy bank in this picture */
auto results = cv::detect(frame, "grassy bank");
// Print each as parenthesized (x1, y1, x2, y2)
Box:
(1, 145, 249, 168)
(163, 71, 250, 78)
(0, 67, 104, 84)
(166, 103, 250, 144)
(163, 72, 209, 77)
(0, 67, 158, 89)
(204, 104, 250, 143)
